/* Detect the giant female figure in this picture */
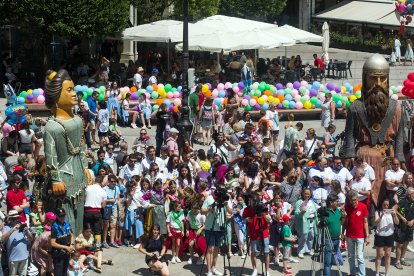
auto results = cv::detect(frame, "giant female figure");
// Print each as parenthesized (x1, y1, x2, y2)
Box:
(43, 69, 91, 234)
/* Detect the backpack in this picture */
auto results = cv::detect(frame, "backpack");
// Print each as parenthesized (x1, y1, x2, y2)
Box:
(202, 106, 213, 121)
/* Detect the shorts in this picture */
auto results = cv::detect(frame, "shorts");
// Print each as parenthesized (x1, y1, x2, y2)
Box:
(142, 108, 151, 120)
(269, 222, 282, 246)
(394, 226, 414, 244)
(89, 120, 96, 130)
(110, 210, 118, 224)
(19, 143, 33, 154)
(250, 238, 270, 254)
(205, 230, 225, 247)
(374, 234, 394, 247)
(283, 246, 291, 260)
(98, 131, 108, 137)
(272, 130, 280, 136)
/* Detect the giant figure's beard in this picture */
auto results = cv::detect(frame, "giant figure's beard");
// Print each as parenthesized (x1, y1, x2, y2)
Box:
(364, 87, 389, 126)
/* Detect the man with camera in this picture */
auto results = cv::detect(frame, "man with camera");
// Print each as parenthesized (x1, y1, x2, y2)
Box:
(242, 193, 272, 276)
(207, 131, 237, 165)
(321, 194, 343, 276)
(201, 184, 232, 276)
(2, 210, 34, 275)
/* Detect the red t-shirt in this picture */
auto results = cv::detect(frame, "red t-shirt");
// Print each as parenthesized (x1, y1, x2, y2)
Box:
(198, 93, 205, 108)
(6, 189, 27, 223)
(242, 205, 269, 240)
(345, 202, 368, 239)
(314, 58, 325, 71)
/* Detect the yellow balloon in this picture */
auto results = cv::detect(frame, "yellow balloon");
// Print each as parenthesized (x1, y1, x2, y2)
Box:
(258, 97, 265, 105)
(349, 95, 357, 102)
(158, 87, 165, 94)
(304, 101, 312, 109)
(341, 86, 346, 93)
(268, 95, 274, 103)
(122, 92, 127, 99)
(274, 98, 280, 105)
(202, 84, 208, 93)
(27, 89, 33, 94)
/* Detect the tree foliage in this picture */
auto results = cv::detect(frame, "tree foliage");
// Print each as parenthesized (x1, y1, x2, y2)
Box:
(218, 0, 287, 20)
(174, 0, 220, 21)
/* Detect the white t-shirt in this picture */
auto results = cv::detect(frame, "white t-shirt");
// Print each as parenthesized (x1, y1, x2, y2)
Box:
(375, 212, 394, 237)
(351, 178, 371, 201)
(331, 167, 353, 193)
(122, 99, 129, 109)
(350, 164, 375, 182)
(141, 157, 165, 173)
(312, 187, 328, 204)
(119, 164, 142, 183)
(385, 168, 405, 191)
(337, 192, 346, 204)
(304, 138, 318, 157)
(166, 212, 185, 231)
(265, 110, 279, 131)
(97, 109, 109, 132)
(186, 212, 206, 230)
(307, 167, 336, 193)
(133, 73, 143, 88)
(207, 144, 230, 164)
(84, 184, 107, 208)
(18, 129, 34, 144)
(104, 152, 116, 171)
(149, 75, 157, 85)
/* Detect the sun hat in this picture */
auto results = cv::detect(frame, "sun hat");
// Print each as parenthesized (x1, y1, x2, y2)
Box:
(8, 210, 19, 218)
(46, 212, 56, 221)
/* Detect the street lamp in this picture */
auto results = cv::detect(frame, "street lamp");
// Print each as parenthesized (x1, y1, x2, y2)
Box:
(176, 0, 193, 146)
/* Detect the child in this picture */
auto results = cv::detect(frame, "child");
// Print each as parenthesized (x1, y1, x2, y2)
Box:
(216, 104, 225, 132)
(198, 181, 209, 200)
(30, 199, 45, 237)
(262, 138, 271, 153)
(68, 251, 84, 276)
(181, 138, 194, 159)
(233, 194, 247, 258)
(225, 167, 238, 190)
(185, 202, 206, 265)
(197, 149, 211, 173)
(115, 190, 125, 246)
(97, 101, 110, 147)
(138, 93, 152, 129)
(281, 214, 297, 275)
(109, 118, 122, 139)
(166, 201, 185, 264)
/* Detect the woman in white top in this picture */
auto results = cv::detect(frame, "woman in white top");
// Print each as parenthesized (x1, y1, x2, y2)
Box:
(374, 197, 399, 276)
(122, 93, 139, 129)
(320, 93, 336, 131)
(304, 128, 320, 158)
(18, 121, 37, 165)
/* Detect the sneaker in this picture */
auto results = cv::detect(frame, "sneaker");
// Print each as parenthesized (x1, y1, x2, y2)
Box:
(266, 271, 271, 276)
(133, 243, 141, 249)
(308, 250, 315, 256)
(212, 267, 223, 276)
(95, 242, 102, 249)
(131, 123, 137, 129)
(395, 262, 403, 270)
(207, 272, 213, 276)
(407, 245, 414, 253)
(187, 258, 193, 265)
(196, 258, 204, 265)
(401, 260, 411, 266)
(274, 259, 280, 266)
(298, 253, 304, 259)
(141, 125, 147, 130)
(109, 242, 119, 248)
(289, 258, 299, 263)
(123, 239, 130, 246)
(171, 257, 177, 264)
(102, 242, 109, 249)
(241, 254, 246, 259)
(175, 256, 182, 263)
(251, 269, 258, 276)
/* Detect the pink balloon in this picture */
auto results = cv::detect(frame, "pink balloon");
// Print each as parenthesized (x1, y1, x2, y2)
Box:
(242, 99, 249, 106)
(146, 93, 150, 99)
(32, 97, 38, 103)
(249, 99, 257, 106)
(291, 89, 298, 97)
(295, 102, 303, 109)
(217, 83, 225, 90)
(224, 82, 232, 89)
(212, 89, 219, 98)
(158, 83, 164, 88)
(173, 92, 180, 98)
(286, 82, 293, 89)
(294, 95, 301, 102)
(167, 92, 173, 99)
(117, 94, 122, 100)
(37, 95, 45, 104)
(174, 98, 182, 106)
(300, 80, 308, 87)
(233, 86, 240, 93)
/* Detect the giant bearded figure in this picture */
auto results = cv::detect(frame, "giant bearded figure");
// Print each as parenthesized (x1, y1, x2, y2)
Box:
(43, 69, 92, 234)
(342, 54, 405, 206)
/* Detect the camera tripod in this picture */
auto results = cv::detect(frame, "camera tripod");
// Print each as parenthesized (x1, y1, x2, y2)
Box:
(311, 223, 342, 276)
(239, 211, 267, 276)
(198, 203, 233, 276)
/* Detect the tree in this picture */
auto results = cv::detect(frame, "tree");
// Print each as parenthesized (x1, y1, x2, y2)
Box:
(2, 0, 130, 67)
(218, 0, 287, 20)
(173, 0, 220, 21)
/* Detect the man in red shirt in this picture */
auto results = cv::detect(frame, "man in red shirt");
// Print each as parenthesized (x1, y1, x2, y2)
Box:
(313, 54, 325, 72)
(243, 194, 272, 276)
(6, 175, 30, 223)
(342, 190, 370, 276)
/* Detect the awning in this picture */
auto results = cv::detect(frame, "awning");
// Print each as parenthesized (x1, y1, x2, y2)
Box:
(314, 0, 405, 28)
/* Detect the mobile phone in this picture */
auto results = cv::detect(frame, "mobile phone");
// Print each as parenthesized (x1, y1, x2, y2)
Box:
(384, 209, 392, 214)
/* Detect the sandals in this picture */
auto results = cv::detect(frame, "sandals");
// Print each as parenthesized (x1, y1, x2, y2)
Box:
(94, 267, 102, 274)
(106, 260, 113, 265)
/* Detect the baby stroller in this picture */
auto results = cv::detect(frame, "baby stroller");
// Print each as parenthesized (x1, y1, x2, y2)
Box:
(108, 130, 122, 148)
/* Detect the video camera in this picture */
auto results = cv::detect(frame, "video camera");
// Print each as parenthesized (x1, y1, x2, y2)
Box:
(317, 202, 329, 227)
(214, 187, 229, 207)
(334, 131, 345, 143)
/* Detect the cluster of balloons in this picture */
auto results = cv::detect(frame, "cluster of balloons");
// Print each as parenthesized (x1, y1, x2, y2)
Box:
(402, 72, 414, 98)
(395, 0, 413, 25)
(16, 89, 45, 104)
(74, 85, 106, 101)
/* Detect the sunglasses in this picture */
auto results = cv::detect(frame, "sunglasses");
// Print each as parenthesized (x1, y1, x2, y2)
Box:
(140, 133, 147, 135)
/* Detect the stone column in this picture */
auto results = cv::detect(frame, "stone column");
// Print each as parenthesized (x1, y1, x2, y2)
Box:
(120, 4, 137, 65)
(299, 0, 315, 31)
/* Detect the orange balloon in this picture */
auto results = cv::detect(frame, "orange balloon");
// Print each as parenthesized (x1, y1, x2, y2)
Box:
(156, 99, 164, 106)
(205, 90, 212, 98)
(152, 84, 158, 91)
(173, 106, 179, 113)
(264, 90, 271, 96)
(130, 87, 137, 92)
(252, 96, 259, 101)
(223, 98, 228, 105)
(277, 94, 284, 102)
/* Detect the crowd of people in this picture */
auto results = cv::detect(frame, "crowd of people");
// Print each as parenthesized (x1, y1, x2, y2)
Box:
(0, 76, 414, 276)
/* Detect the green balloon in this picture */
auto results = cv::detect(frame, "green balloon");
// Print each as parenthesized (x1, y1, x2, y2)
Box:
(301, 96, 307, 103)
(310, 96, 318, 105)
(258, 84, 265, 92)
(284, 88, 292, 94)
(299, 87, 307, 94)
(355, 91, 361, 97)
(152, 104, 159, 111)
(151, 92, 159, 99)
(171, 88, 177, 92)
(165, 84, 172, 92)
(332, 93, 341, 102)
(254, 90, 262, 97)
(87, 88, 93, 96)
(270, 86, 277, 93)
(324, 89, 330, 94)
(245, 105, 252, 111)
(345, 101, 351, 108)
(82, 92, 87, 100)
(99, 86, 106, 93)
(20, 92, 27, 99)
(265, 84, 270, 91)
(282, 100, 289, 107)
(98, 94, 104, 101)
(249, 91, 255, 97)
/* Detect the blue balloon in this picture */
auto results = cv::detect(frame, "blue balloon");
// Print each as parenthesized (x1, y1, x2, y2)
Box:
(164, 100, 171, 106)
(17, 97, 25, 104)
(336, 100, 342, 108)
(218, 90, 226, 98)
(146, 86, 154, 92)
(75, 85, 82, 92)
(81, 85, 88, 92)
(285, 94, 292, 101)
(177, 86, 182, 92)
(277, 89, 285, 95)
(214, 98, 222, 106)
(262, 103, 269, 110)
(32, 89, 40, 97)
(289, 101, 296, 109)
(315, 100, 322, 108)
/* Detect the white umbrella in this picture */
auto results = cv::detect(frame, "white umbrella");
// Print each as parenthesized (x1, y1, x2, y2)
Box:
(322, 22, 330, 65)
(122, 20, 183, 43)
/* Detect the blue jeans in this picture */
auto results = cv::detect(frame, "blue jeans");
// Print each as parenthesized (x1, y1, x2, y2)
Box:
(323, 239, 340, 276)
(298, 227, 314, 255)
(346, 238, 365, 276)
